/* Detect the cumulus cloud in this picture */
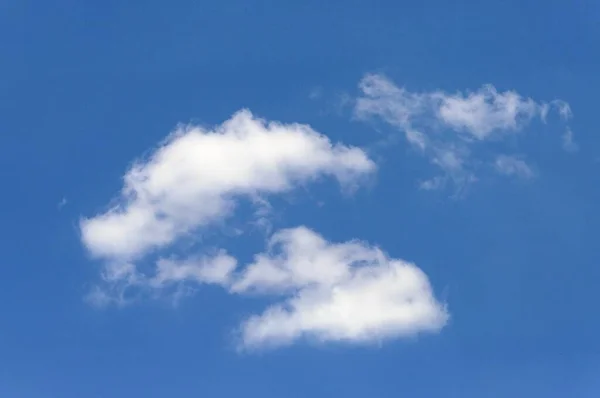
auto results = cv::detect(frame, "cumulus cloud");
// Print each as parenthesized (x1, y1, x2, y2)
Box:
(138, 226, 448, 349)
(354, 74, 574, 191)
(79, 107, 447, 351)
(233, 227, 448, 349)
(80, 109, 375, 262)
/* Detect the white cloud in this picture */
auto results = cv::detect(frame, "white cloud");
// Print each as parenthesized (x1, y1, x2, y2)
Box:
(355, 74, 544, 141)
(308, 86, 323, 100)
(232, 227, 448, 349)
(554, 100, 573, 121)
(80, 109, 375, 262)
(150, 252, 237, 288)
(419, 176, 446, 191)
(405, 129, 428, 151)
(355, 74, 428, 130)
(95, 227, 449, 349)
(79, 109, 448, 351)
(434, 85, 539, 139)
(84, 224, 448, 349)
(562, 128, 579, 153)
(84, 225, 449, 349)
(354, 74, 573, 190)
(540, 100, 572, 123)
(494, 155, 535, 179)
(57, 197, 67, 209)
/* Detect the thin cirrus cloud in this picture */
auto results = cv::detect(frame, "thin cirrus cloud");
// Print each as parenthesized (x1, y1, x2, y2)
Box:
(354, 73, 574, 192)
(80, 109, 448, 349)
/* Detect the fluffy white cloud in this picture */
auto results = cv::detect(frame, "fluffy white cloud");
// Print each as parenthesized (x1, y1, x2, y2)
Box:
(84, 224, 448, 349)
(435, 84, 539, 139)
(232, 227, 448, 349)
(79, 109, 448, 350)
(80, 109, 375, 262)
(354, 74, 574, 190)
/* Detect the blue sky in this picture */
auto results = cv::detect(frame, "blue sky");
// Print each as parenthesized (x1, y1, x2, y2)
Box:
(2, 0, 600, 396)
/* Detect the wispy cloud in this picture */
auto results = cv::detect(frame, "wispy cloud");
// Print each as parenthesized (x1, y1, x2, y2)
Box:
(354, 74, 574, 192)
(562, 128, 579, 153)
(57, 197, 67, 209)
(308, 86, 323, 100)
(494, 155, 535, 179)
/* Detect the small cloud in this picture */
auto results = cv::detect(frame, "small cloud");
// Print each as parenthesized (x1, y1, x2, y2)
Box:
(405, 129, 427, 151)
(231, 226, 449, 350)
(419, 176, 446, 191)
(540, 100, 572, 123)
(150, 252, 237, 288)
(562, 128, 579, 153)
(57, 197, 67, 209)
(435, 85, 539, 140)
(553, 100, 573, 121)
(354, 73, 571, 192)
(494, 155, 535, 179)
(308, 86, 323, 100)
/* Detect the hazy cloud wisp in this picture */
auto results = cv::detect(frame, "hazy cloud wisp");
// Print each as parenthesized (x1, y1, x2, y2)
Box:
(354, 73, 574, 191)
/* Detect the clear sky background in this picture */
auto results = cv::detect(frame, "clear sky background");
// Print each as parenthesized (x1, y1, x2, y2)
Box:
(1, 0, 600, 397)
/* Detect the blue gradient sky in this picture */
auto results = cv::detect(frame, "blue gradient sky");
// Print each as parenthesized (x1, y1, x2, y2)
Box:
(1, 1, 599, 397)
